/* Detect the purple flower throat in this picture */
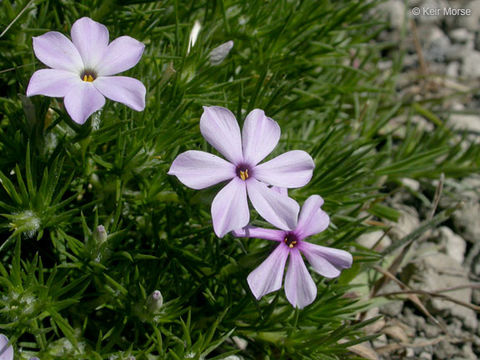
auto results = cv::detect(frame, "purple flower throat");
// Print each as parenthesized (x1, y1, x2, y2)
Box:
(284, 232, 299, 248)
(235, 163, 252, 181)
(81, 69, 97, 82)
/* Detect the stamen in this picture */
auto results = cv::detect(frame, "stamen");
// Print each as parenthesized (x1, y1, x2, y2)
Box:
(236, 164, 251, 181)
(284, 233, 298, 248)
(81, 71, 96, 82)
(83, 74, 94, 82)
(240, 169, 249, 181)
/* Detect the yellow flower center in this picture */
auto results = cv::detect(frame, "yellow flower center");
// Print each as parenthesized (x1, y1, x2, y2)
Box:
(239, 169, 249, 181)
(83, 74, 95, 82)
(284, 233, 298, 248)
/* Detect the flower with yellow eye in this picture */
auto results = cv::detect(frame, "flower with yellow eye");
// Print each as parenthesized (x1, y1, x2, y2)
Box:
(168, 106, 315, 237)
(26, 17, 146, 124)
(234, 195, 352, 309)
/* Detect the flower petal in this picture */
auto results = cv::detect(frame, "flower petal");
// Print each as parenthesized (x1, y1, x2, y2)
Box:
(64, 83, 105, 124)
(247, 244, 289, 300)
(93, 76, 146, 111)
(200, 106, 243, 165)
(296, 195, 329, 239)
(168, 150, 235, 190)
(26, 69, 81, 97)
(254, 150, 314, 188)
(300, 241, 353, 278)
(211, 178, 249, 237)
(284, 249, 317, 308)
(95, 36, 145, 76)
(0, 334, 13, 360)
(246, 179, 299, 230)
(271, 186, 288, 196)
(71, 17, 109, 69)
(242, 109, 280, 165)
(232, 226, 284, 241)
(32, 31, 83, 72)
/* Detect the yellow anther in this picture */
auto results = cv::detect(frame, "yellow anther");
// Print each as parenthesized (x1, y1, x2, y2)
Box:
(240, 169, 249, 181)
(83, 74, 94, 82)
(285, 238, 297, 248)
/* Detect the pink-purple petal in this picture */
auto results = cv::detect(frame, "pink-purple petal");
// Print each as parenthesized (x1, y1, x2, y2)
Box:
(93, 76, 146, 111)
(200, 106, 243, 165)
(254, 150, 314, 188)
(300, 241, 353, 278)
(242, 109, 280, 165)
(232, 226, 284, 241)
(26, 69, 81, 98)
(211, 178, 249, 237)
(271, 186, 288, 196)
(0, 334, 13, 360)
(284, 249, 317, 309)
(95, 36, 145, 76)
(247, 244, 289, 300)
(64, 83, 105, 124)
(246, 179, 299, 230)
(32, 31, 84, 72)
(71, 17, 109, 69)
(168, 150, 236, 190)
(296, 195, 329, 239)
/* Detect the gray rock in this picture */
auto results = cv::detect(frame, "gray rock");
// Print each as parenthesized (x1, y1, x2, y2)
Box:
(377, 0, 406, 30)
(464, 0, 480, 31)
(420, 25, 451, 62)
(461, 175, 480, 199)
(419, 352, 432, 360)
(379, 299, 404, 317)
(453, 201, 480, 242)
(445, 44, 470, 61)
(449, 113, 480, 132)
(434, 340, 459, 359)
(472, 288, 480, 305)
(378, 282, 404, 316)
(412, 252, 477, 330)
(401, 178, 420, 192)
(422, 323, 440, 338)
(402, 307, 424, 329)
(357, 230, 392, 250)
(462, 343, 476, 359)
(438, 226, 466, 264)
(446, 61, 460, 77)
(462, 50, 480, 78)
(387, 205, 420, 241)
(450, 28, 474, 44)
(372, 333, 387, 348)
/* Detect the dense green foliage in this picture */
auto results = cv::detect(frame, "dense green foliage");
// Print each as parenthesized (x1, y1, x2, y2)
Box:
(0, 0, 478, 359)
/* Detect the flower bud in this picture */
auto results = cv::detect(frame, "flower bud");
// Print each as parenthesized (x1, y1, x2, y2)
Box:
(146, 290, 163, 313)
(209, 41, 234, 65)
(93, 225, 107, 244)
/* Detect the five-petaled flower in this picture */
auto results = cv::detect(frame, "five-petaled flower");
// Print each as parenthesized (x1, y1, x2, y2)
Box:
(26, 17, 146, 124)
(168, 106, 315, 237)
(233, 195, 353, 309)
(0, 334, 13, 360)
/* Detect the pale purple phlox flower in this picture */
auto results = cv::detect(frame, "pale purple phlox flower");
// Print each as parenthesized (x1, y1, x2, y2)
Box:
(168, 106, 315, 237)
(26, 17, 146, 124)
(233, 195, 353, 309)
